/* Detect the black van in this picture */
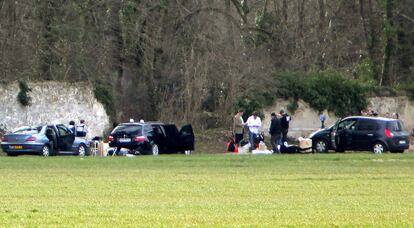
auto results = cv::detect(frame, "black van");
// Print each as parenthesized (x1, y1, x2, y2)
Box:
(108, 122, 195, 155)
(310, 116, 410, 154)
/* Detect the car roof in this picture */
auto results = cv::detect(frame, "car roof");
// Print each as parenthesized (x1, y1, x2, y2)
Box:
(343, 116, 398, 122)
(118, 121, 164, 126)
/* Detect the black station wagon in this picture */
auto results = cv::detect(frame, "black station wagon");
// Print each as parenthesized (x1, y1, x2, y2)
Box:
(108, 122, 195, 155)
(310, 116, 410, 154)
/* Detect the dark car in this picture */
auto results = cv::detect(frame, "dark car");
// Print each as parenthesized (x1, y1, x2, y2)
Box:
(310, 116, 410, 154)
(1, 124, 90, 156)
(108, 122, 195, 155)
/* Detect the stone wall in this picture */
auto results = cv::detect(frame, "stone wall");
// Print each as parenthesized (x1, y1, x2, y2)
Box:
(262, 97, 414, 139)
(0, 82, 110, 137)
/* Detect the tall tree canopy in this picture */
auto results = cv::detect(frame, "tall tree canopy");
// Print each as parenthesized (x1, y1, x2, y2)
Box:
(0, 0, 413, 126)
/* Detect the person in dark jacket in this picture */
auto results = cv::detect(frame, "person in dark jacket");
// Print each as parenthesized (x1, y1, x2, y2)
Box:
(269, 112, 282, 153)
(280, 109, 290, 143)
(68, 120, 76, 134)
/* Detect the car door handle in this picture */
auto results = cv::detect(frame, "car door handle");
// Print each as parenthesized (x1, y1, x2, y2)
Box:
(367, 134, 374, 136)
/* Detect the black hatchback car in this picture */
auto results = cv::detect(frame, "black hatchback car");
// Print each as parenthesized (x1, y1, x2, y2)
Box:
(310, 116, 410, 154)
(108, 122, 195, 155)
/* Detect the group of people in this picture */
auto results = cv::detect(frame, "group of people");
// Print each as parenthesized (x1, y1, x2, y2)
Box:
(360, 109, 400, 119)
(317, 110, 400, 129)
(232, 110, 291, 154)
(68, 119, 88, 137)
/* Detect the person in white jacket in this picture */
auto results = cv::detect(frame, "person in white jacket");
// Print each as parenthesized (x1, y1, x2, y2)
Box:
(246, 111, 262, 150)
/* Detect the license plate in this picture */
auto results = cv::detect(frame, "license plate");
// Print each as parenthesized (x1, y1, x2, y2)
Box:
(10, 145, 23, 149)
(118, 138, 131, 143)
(399, 140, 406, 144)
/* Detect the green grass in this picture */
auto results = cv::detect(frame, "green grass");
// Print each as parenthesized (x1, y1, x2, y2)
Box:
(1, 154, 414, 227)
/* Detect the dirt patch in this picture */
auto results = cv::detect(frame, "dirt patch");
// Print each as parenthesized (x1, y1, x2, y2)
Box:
(194, 128, 233, 154)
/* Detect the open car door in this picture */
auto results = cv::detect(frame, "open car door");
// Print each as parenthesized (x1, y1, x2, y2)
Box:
(56, 124, 75, 151)
(178, 124, 195, 151)
(332, 119, 357, 151)
(331, 122, 339, 150)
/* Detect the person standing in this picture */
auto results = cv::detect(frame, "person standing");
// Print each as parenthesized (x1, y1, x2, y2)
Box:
(269, 112, 282, 154)
(232, 110, 244, 144)
(280, 110, 290, 143)
(76, 119, 88, 137)
(246, 111, 262, 150)
(68, 120, 76, 134)
(393, 112, 399, 119)
(319, 112, 326, 129)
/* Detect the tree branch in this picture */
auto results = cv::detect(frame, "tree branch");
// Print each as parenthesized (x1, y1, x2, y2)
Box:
(175, 7, 271, 37)
(396, 11, 414, 24)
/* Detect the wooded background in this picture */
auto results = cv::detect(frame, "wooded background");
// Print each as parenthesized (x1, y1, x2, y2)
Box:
(1, 0, 413, 128)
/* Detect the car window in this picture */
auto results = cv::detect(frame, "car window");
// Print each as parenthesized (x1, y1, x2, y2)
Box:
(356, 120, 380, 131)
(57, 125, 71, 136)
(387, 121, 403, 132)
(153, 125, 165, 137)
(143, 125, 154, 137)
(46, 127, 57, 137)
(112, 125, 142, 136)
(337, 119, 357, 130)
(14, 126, 42, 134)
(163, 125, 179, 137)
(180, 125, 193, 136)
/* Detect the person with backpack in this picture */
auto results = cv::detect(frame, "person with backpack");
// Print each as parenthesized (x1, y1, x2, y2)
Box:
(280, 110, 290, 143)
(269, 112, 282, 154)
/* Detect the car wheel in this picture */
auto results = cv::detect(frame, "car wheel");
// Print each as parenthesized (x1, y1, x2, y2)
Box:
(6, 152, 17, 157)
(184, 150, 192, 155)
(372, 142, 386, 154)
(41, 144, 51, 157)
(78, 144, 86, 156)
(313, 139, 328, 153)
(151, 144, 159, 156)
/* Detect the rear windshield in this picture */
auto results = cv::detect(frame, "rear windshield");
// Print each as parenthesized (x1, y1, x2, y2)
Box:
(387, 121, 403, 132)
(14, 126, 42, 134)
(112, 125, 142, 136)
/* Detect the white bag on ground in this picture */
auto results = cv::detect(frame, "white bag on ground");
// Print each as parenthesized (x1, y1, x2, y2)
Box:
(298, 137, 312, 152)
(252, 141, 273, 155)
(238, 143, 250, 154)
(252, 149, 273, 155)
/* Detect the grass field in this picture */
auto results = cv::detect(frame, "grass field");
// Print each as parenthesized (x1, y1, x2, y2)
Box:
(1, 153, 414, 227)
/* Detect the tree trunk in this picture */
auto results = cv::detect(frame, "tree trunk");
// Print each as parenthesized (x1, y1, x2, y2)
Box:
(380, 0, 395, 86)
(317, 0, 326, 70)
(110, 1, 124, 86)
(282, 0, 288, 24)
(297, 0, 305, 69)
(38, 0, 58, 80)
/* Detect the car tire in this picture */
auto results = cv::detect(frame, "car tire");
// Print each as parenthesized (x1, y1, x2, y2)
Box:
(313, 139, 328, 153)
(6, 152, 17, 156)
(78, 144, 87, 156)
(150, 144, 159, 156)
(372, 142, 386, 154)
(41, 144, 51, 157)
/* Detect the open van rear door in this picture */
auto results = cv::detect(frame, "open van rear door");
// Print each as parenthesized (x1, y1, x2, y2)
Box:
(178, 124, 195, 151)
